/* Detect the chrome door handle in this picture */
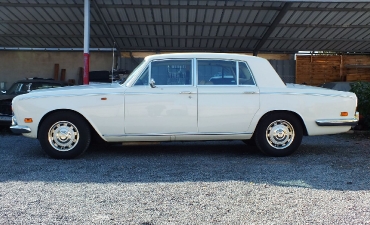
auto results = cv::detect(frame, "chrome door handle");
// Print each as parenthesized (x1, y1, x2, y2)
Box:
(180, 91, 192, 94)
(243, 91, 258, 94)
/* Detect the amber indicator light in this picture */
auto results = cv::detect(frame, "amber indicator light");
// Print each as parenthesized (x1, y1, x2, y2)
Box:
(101, 97, 107, 100)
(24, 118, 33, 123)
(340, 112, 348, 116)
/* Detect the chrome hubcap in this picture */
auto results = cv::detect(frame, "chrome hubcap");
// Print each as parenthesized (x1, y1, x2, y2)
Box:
(48, 121, 79, 152)
(266, 120, 295, 149)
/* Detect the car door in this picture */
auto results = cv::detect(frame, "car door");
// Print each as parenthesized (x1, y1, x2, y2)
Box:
(197, 59, 260, 133)
(124, 59, 198, 134)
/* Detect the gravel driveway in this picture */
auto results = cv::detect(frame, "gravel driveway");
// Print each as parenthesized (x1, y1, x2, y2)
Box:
(1, 127, 370, 224)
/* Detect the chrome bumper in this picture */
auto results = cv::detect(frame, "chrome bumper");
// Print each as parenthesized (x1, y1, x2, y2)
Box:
(316, 112, 359, 126)
(10, 125, 31, 134)
(10, 116, 31, 134)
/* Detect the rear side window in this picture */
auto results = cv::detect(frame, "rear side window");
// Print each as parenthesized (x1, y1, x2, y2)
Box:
(197, 59, 255, 86)
(197, 60, 236, 85)
(239, 62, 255, 85)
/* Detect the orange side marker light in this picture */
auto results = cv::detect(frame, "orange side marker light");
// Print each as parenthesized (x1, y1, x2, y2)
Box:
(24, 118, 33, 123)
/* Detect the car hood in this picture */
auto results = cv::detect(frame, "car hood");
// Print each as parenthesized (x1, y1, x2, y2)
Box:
(0, 94, 17, 101)
(14, 82, 124, 100)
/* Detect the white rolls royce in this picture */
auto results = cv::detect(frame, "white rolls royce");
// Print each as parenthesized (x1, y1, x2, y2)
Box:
(10, 53, 359, 159)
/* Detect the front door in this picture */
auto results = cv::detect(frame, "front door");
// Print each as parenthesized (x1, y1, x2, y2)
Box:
(124, 59, 197, 134)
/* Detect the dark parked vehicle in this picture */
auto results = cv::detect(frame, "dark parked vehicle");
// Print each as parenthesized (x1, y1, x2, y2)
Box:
(320, 82, 354, 92)
(0, 78, 68, 126)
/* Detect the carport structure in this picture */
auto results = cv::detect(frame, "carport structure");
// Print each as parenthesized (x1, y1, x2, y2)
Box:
(0, 0, 370, 83)
(1, 0, 370, 53)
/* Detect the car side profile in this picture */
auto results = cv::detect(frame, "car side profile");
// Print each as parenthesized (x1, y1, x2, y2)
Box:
(10, 53, 358, 159)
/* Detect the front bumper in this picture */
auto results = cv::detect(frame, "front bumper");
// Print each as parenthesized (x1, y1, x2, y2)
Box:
(10, 116, 31, 134)
(316, 112, 359, 126)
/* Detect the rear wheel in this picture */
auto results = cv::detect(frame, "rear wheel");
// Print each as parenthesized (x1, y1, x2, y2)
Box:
(255, 112, 303, 157)
(38, 111, 91, 159)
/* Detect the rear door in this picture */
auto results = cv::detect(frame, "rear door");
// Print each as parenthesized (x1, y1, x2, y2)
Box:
(197, 59, 260, 133)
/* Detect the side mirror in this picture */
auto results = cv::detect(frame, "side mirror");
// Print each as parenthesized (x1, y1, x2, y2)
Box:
(150, 79, 156, 88)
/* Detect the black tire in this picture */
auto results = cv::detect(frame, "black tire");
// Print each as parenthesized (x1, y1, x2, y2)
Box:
(38, 111, 91, 159)
(254, 112, 303, 157)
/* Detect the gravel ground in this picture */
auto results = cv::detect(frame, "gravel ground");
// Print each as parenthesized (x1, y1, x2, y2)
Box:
(1, 127, 370, 224)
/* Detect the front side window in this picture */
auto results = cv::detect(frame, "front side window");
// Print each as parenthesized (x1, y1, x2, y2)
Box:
(134, 59, 192, 86)
(134, 67, 149, 86)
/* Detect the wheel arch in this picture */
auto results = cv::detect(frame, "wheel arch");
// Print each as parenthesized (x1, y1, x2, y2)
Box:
(37, 109, 102, 140)
(256, 110, 308, 136)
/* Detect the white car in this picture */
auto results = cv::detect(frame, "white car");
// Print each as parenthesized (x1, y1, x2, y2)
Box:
(10, 53, 359, 159)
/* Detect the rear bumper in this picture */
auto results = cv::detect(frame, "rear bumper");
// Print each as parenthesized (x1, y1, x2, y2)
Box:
(315, 118, 358, 126)
(316, 112, 359, 126)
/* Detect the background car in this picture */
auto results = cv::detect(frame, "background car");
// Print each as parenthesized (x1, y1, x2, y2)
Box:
(0, 78, 68, 126)
(320, 82, 354, 92)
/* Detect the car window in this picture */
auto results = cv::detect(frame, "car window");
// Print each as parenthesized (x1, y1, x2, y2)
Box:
(9, 83, 30, 94)
(134, 67, 149, 86)
(197, 60, 237, 85)
(152, 60, 192, 85)
(239, 62, 255, 85)
(134, 60, 192, 86)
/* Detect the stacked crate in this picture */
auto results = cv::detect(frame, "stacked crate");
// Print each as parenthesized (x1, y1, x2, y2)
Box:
(296, 55, 370, 86)
(343, 55, 370, 82)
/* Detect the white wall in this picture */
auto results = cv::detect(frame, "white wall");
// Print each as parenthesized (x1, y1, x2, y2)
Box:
(0, 51, 114, 89)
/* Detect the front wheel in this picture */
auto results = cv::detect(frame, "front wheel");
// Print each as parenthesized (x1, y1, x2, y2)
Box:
(255, 112, 303, 157)
(38, 111, 91, 159)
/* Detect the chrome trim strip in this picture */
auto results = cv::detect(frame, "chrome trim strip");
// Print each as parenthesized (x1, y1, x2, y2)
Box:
(18, 92, 125, 100)
(315, 118, 358, 126)
(260, 91, 355, 98)
(243, 91, 258, 94)
(103, 132, 252, 137)
(10, 125, 31, 134)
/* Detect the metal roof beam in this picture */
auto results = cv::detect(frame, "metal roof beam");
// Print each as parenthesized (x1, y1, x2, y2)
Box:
(253, 2, 292, 56)
(91, 0, 121, 53)
(0, 3, 279, 10)
(2, 20, 369, 29)
(1, 2, 370, 12)
(3, 34, 370, 42)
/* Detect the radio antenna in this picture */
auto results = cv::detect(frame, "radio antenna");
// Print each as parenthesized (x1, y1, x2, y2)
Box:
(112, 42, 115, 84)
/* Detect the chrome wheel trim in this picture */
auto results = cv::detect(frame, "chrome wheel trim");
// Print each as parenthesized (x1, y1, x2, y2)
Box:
(48, 121, 79, 152)
(266, 120, 295, 149)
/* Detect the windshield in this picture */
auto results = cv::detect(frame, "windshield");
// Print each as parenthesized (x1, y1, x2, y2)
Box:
(6, 82, 30, 95)
(120, 60, 147, 86)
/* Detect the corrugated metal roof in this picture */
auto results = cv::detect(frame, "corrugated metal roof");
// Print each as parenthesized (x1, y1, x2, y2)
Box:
(0, 0, 369, 53)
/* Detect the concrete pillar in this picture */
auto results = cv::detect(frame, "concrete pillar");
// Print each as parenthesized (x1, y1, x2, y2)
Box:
(83, 0, 90, 85)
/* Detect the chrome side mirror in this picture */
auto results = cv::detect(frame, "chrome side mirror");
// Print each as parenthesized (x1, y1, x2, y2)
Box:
(150, 79, 156, 88)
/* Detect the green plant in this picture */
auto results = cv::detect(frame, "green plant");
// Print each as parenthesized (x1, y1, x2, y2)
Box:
(350, 81, 370, 129)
